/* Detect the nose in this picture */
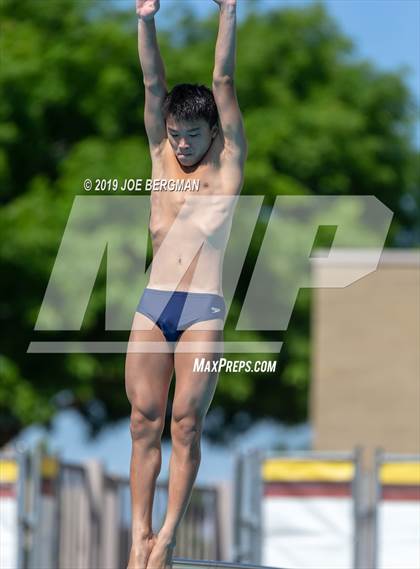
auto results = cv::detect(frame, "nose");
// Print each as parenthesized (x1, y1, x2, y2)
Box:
(179, 138, 189, 149)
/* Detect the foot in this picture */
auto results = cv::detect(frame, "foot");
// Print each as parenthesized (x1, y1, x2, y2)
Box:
(145, 533, 176, 569)
(127, 533, 158, 569)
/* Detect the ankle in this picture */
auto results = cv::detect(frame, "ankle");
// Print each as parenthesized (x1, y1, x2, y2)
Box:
(157, 529, 176, 546)
(132, 529, 154, 543)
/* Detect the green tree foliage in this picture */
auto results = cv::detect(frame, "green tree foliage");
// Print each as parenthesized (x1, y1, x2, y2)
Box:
(0, 0, 418, 445)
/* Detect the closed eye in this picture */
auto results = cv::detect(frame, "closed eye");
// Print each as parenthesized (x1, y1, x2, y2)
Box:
(169, 131, 199, 138)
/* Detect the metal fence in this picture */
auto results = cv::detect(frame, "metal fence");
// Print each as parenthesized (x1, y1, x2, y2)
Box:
(373, 448, 420, 569)
(2, 444, 418, 569)
(232, 448, 264, 564)
(232, 446, 420, 569)
(0, 444, 225, 569)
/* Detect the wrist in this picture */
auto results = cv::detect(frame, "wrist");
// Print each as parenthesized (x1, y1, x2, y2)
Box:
(137, 14, 155, 22)
(219, 2, 236, 15)
(219, 0, 236, 10)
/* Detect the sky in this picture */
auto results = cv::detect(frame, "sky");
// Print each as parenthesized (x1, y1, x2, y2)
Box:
(157, 0, 420, 89)
(119, 0, 420, 144)
(120, 0, 420, 94)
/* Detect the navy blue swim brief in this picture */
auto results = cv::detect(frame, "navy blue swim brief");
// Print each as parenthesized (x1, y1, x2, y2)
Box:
(136, 288, 226, 343)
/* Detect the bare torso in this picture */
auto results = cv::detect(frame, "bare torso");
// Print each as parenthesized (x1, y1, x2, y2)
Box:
(147, 133, 243, 294)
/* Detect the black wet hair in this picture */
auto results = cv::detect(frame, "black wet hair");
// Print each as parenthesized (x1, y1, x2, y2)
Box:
(162, 83, 218, 129)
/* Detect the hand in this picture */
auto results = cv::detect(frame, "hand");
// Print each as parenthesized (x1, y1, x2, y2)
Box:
(136, 0, 160, 21)
(212, 0, 236, 6)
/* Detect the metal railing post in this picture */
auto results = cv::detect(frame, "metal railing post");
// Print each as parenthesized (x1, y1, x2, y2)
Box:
(249, 449, 263, 565)
(352, 445, 363, 569)
(27, 444, 42, 569)
(371, 447, 383, 569)
(232, 452, 244, 563)
(16, 449, 28, 569)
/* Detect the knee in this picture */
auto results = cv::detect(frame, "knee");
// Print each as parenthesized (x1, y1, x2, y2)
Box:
(130, 406, 164, 443)
(171, 412, 203, 448)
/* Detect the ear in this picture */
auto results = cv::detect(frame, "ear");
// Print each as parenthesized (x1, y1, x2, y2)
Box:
(211, 124, 219, 138)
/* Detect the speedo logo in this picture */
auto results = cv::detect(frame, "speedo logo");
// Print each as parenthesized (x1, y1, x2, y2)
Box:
(210, 307, 221, 313)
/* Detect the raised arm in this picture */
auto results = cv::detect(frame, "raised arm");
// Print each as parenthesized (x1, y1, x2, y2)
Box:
(136, 0, 167, 150)
(212, 0, 247, 161)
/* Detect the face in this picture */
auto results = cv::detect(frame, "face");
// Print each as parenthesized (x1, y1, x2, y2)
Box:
(166, 116, 218, 167)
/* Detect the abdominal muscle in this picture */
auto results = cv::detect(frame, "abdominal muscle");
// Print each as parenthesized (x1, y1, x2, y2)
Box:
(147, 244, 224, 295)
(146, 195, 229, 295)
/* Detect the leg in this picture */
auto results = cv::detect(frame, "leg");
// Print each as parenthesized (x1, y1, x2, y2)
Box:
(125, 312, 174, 569)
(146, 319, 223, 569)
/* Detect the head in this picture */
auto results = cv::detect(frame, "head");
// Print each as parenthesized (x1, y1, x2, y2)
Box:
(162, 83, 219, 166)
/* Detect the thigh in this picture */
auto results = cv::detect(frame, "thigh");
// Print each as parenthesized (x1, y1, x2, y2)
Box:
(125, 312, 174, 420)
(173, 320, 224, 421)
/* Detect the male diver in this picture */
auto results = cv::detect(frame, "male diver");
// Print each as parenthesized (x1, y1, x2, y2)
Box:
(125, 0, 247, 567)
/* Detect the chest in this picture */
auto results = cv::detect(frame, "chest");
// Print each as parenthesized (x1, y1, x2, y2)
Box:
(151, 149, 221, 213)
(149, 176, 217, 240)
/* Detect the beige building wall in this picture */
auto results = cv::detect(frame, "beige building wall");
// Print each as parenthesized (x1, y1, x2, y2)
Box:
(310, 249, 420, 463)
